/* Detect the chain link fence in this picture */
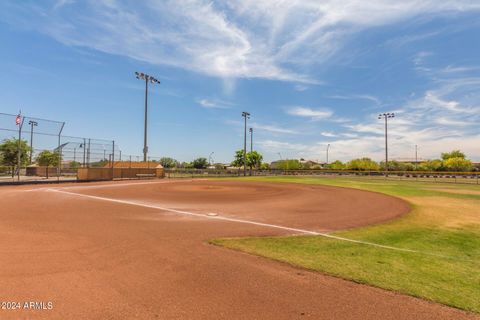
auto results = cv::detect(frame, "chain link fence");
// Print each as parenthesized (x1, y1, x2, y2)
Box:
(0, 112, 116, 183)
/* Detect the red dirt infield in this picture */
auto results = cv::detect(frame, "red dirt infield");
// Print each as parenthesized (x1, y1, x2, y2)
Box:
(0, 179, 476, 319)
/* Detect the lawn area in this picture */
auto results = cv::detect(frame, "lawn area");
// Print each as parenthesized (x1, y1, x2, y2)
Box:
(211, 176, 480, 313)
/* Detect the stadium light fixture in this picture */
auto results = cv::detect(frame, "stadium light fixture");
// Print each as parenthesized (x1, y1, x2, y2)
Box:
(28, 120, 38, 164)
(242, 112, 250, 176)
(135, 71, 160, 162)
(378, 112, 395, 174)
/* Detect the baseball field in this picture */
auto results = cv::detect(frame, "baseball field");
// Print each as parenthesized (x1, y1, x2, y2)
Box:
(0, 178, 478, 319)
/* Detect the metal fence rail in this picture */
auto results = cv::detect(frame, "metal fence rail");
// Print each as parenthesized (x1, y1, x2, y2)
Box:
(164, 168, 480, 185)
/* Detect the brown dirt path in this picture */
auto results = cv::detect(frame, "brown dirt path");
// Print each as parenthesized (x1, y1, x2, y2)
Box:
(0, 180, 476, 319)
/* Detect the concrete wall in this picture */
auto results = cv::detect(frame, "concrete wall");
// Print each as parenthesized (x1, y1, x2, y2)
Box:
(77, 167, 165, 181)
(26, 166, 58, 177)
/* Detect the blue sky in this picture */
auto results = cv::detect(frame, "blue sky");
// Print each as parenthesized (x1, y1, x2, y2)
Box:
(0, 0, 479, 163)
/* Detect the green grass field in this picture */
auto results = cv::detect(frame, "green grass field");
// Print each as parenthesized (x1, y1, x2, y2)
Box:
(211, 176, 480, 313)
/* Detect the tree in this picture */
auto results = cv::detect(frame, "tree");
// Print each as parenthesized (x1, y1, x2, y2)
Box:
(214, 163, 226, 170)
(443, 157, 472, 172)
(0, 138, 31, 177)
(231, 150, 245, 168)
(380, 160, 409, 171)
(328, 160, 345, 170)
(179, 161, 193, 169)
(420, 159, 443, 171)
(246, 151, 263, 169)
(36, 150, 60, 178)
(159, 157, 179, 168)
(69, 161, 81, 169)
(346, 158, 379, 171)
(260, 163, 270, 170)
(192, 157, 208, 169)
(274, 159, 302, 170)
(441, 150, 466, 160)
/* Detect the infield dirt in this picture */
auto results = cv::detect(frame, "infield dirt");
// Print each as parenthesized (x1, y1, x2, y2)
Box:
(0, 180, 476, 319)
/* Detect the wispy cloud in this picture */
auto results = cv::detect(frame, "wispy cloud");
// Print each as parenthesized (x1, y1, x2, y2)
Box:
(53, 0, 74, 10)
(3, 1, 480, 85)
(196, 98, 232, 109)
(294, 84, 309, 92)
(286, 106, 333, 120)
(225, 119, 298, 135)
(252, 123, 298, 135)
(321, 131, 337, 137)
(328, 94, 381, 105)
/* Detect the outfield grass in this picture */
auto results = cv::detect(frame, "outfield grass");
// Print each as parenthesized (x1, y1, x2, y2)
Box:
(211, 176, 480, 313)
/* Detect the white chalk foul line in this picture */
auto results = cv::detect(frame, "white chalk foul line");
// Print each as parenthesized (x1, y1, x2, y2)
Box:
(49, 189, 458, 259)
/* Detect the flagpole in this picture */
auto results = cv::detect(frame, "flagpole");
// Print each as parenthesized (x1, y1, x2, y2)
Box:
(16, 111, 23, 181)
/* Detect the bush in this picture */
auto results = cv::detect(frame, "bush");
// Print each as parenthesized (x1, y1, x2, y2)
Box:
(346, 158, 379, 171)
(443, 157, 472, 172)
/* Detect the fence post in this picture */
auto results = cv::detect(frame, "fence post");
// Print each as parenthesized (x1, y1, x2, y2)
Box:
(17, 117, 25, 181)
(87, 138, 91, 168)
(111, 140, 115, 180)
(57, 122, 65, 183)
(82, 138, 86, 167)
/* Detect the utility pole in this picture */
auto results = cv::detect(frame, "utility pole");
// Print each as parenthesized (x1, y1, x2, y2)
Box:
(242, 112, 250, 176)
(135, 72, 160, 162)
(28, 120, 38, 164)
(378, 113, 395, 175)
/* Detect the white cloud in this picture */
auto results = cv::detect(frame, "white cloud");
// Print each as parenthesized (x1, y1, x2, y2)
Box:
(252, 123, 298, 135)
(286, 106, 333, 120)
(196, 98, 232, 109)
(53, 0, 75, 10)
(3, 1, 480, 84)
(294, 84, 309, 91)
(328, 94, 381, 105)
(321, 131, 337, 137)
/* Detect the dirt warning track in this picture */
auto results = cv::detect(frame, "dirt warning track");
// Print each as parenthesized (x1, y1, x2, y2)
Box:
(0, 180, 475, 319)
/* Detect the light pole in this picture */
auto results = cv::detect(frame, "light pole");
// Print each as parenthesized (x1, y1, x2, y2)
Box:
(326, 143, 330, 166)
(378, 112, 395, 174)
(242, 111, 250, 176)
(28, 120, 38, 164)
(135, 71, 160, 162)
(415, 144, 418, 170)
(249, 128, 253, 153)
(209, 152, 214, 165)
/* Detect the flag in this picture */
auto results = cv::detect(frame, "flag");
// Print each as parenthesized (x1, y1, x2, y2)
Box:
(15, 114, 21, 126)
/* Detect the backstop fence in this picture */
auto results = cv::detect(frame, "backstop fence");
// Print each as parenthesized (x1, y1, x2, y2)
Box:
(0, 112, 115, 183)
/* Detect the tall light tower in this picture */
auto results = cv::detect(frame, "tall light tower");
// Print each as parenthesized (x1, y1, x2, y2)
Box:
(28, 120, 38, 164)
(249, 127, 253, 153)
(378, 112, 395, 174)
(415, 144, 418, 170)
(209, 152, 214, 165)
(135, 71, 160, 162)
(242, 111, 250, 176)
(326, 143, 330, 165)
